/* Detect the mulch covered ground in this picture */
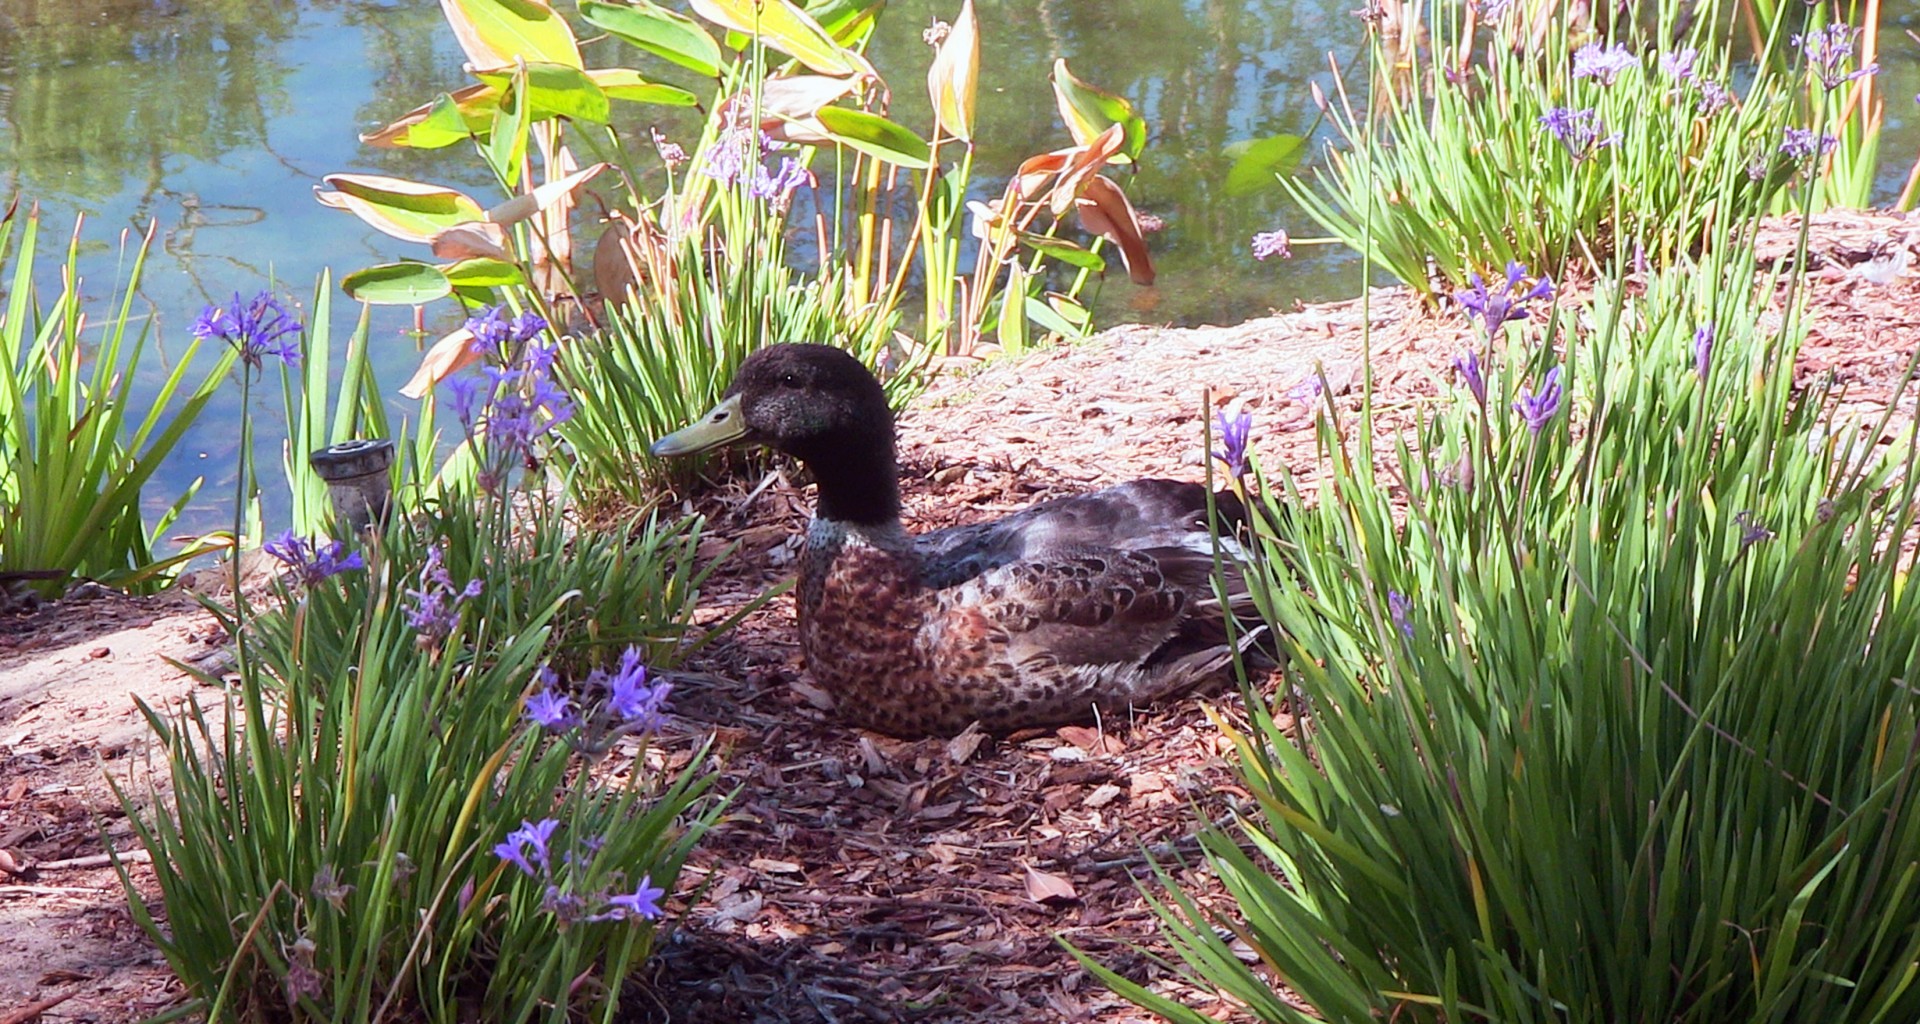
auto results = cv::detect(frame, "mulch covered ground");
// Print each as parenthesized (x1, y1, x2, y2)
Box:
(1, 209, 1917, 1023)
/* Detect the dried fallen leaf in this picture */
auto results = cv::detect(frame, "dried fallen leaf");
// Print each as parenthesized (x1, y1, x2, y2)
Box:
(946, 722, 987, 764)
(1082, 783, 1124, 808)
(1023, 864, 1079, 905)
(398, 327, 482, 399)
(749, 857, 804, 876)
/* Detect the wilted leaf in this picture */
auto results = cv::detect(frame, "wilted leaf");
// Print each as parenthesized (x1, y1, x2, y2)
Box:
(926, 0, 978, 142)
(400, 327, 482, 399)
(1023, 864, 1079, 904)
(1072, 175, 1155, 286)
(315, 175, 488, 242)
(1047, 122, 1126, 216)
(1050, 59, 1146, 162)
(486, 161, 608, 225)
(688, 0, 869, 77)
(581, 0, 723, 78)
(473, 61, 610, 123)
(1222, 134, 1307, 197)
(442, 257, 523, 287)
(341, 262, 454, 306)
(438, 0, 583, 69)
(430, 221, 513, 260)
(815, 107, 931, 168)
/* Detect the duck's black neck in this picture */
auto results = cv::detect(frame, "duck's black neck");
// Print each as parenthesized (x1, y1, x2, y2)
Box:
(805, 441, 901, 528)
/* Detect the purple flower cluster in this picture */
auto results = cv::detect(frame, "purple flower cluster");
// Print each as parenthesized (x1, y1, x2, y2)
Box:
(1779, 127, 1837, 162)
(450, 305, 574, 494)
(1794, 23, 1878, 91)
(1735, 510, 1775, 549)
(493, 818, 666, 924)
(466, 305, 547, 354)
(405, 543, 484, 641)
(525, 646, 673, 736)
(192, 290, 303, 371)
(1658, 47, 1698, 82)
(1540, 106, 1620, 161)
(1386, 589, 1414, 639)
(1452, 349, 1488, 405)
(651, 126, 688, 168)
(1572, 42, 1637, 85)
(263, 529, 365, 585)
(1212, 408, 1254, 477)
(704, 122, 810, 207)
(1455, 261, 1554, 338)
(1513, 366, 1564, 433)
(1250, 229, 1292, 261)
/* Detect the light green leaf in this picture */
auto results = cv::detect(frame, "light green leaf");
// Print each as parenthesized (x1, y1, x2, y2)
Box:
(474, 62, 610, 122)
(1223, 134, 1307, 197)
(314, 175, 488, 243)
(342, 262, 454, 304)
(688, 0, 861, 77)
(438, 0, 583, 69)
(1015, 232, 1105, 271)
(581, 0, 723, 78)
(1051, 59, 1146, 163)
(588, 68, 700, 107)
(441, 257, 524, 287)
(814, 107, 931, 168)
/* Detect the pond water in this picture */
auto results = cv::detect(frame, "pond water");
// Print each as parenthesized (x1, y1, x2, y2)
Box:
(1, 0, 1916, 537)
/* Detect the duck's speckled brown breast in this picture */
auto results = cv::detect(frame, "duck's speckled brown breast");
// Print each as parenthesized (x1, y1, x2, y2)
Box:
(797, 536, 955, 736)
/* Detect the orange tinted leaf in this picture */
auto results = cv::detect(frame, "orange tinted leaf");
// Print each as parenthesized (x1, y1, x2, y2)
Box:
(430, 222, 513, 261)
(1047, 122, 1125, 216)
(1073, 175, 1155, 286)
(400, 328, 482, 399)
(926, 0, 978, 142)
(438, 0, 582, 69)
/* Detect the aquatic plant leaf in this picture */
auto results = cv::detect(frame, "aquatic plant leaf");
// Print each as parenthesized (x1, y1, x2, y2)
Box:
(809, 0, 886, 43)
(438, 0, 583, 69)
(926, 0, 979, 142)
(581, 1, 723, 78)
(589, 68, 700, 107)
(688, 0, 868, 77)
(725, 74, 861, 144)
(442, 258, 524, 288)
(342, 262, 454, 305)
(430, 222, 514, 261)
(1015, 232, 1106, 272)
(487, 65, 532, 187)
(1072, 175, 1155, 285)
(814, 107, 932, 168)
(1047, 122, 1126, 216)
(361, 92, 480, 149)
(486, 161, 608, 225)
(473, 62, 610, 123)
(1223, 134, 1307, 197)
(399, 327, 483, 398)
(315, 175, 488, 243)
(1050, 59, 1146, 163)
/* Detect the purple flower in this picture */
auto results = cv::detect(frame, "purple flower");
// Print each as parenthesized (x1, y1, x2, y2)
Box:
(1692, 323, 1715, 378)
(1455, 261, 1553, 337)
(405, 544, 484, 640)
(542, 885, 592, 923)
(1539, 106, 1619, 161)
(1735, 510, 1774, 549)
(1794, 23, 1878, 91)
(702, 123, 774, 188)
(1658, 47, 1699, 82)
(1696, 80, 1734, 115)
(600, 647, 672, 730)
(494, 818, 561, 877)
(1212, 408, 1253, 477)
(1780, 127, 1837, 162)
(1251, 230, 1292, 261)
(449, 333, 574, 494)
(192, 290, 303, 371)
(601, 876, 666, 921)
(750, 156, 810, 205)
(310, 864, 354, 912)
(263, 529, 365, 585)
(651, 126, 688, 168)
(1513, 366, 1564, 433)
(525, 672, 583, 732)
(1387, 590, 1414, 638)
(1452, 349, 1488, 406)
(465, 304, 547, 354)
(1572, 42, 1637, 85)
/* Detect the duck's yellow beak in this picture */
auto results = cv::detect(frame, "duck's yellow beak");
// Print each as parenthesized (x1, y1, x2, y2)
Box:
(650, 393, 748, 457)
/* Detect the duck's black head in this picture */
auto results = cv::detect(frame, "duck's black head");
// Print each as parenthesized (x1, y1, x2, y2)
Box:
(651, 344, 899, 525)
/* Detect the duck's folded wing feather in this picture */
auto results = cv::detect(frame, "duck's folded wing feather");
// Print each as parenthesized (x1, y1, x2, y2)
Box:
(930, 547, 1200, 671)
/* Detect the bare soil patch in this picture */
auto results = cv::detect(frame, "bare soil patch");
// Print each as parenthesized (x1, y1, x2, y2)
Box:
(3, 211, 1916, 1022)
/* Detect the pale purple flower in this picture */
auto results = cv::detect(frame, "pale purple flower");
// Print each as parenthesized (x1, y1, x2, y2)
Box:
(1794, 23, 1878, 91)
(1452, 349, 1487, 405)
(1696, 80, 1733, 115)
(599, 647, 672, 730)
(310, 864, 354, 912)
(525, 672, 583, 732)
(192, 290, 303, 371)
(600, 876, 666, 921)
(405, 544, 484, 640)
(449, 333, 574, 494)
(494, 818, 561, 877)
(750, 156, 810, 204)
(263, 529, 364, 585)
(1513, 366, 1564, 433)
(1455, 261, 1553, 337)
(465, 304, 547, 353)
(542, 885, 591, 923)
(1658, 47, 1699, 82)
(1539, 106, 1619, 161)
(702, 123, 775, 188)
(1692, 323, 1714, 378)
(1780, 127, 1837, 162)
(1387, 590, 1414, 638)
(1251, 229, 1292, 261)
(1212, 408, 1254, 477)
(1573, 42, 1637, 85)
(1735, 510, 1774, 549)
(651, 126, 687, 167)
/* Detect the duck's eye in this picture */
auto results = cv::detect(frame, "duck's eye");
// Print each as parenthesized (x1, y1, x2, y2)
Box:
(779, 372, 801, 389)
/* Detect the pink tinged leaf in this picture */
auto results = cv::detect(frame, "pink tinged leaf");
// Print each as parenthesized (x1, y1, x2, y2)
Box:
(926, 0, 979, 142)
(429, 222, 513, 261)
(1073, 175, 1156, 286)
(1023, 864, 1079, 905)
(1047, 122, 1127, 216)
(437, 0, 583, 70)
(400, 328, 483, 399)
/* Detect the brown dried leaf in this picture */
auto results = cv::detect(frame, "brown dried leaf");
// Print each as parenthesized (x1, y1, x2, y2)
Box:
(399, 328, 482, 400)
(1046, 123, 1126, 217)
(749, 857, 804, 875)
(1073, 174, 1156, 286)
(429, 222, 513, 261)
(946, 722, 987, 764)
(1023, 863, 1078, 904)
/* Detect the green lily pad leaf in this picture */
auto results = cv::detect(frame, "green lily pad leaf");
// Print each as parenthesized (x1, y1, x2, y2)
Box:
(474, 62, 610, 123)
(1223, 134, 1307, 197)
(442, 257, 523, 287)
(1051, 59, 1146, 163)
(342, 262, 453, 304)
(582, 0, 723, 78)
(814, 107, 930, 168)
(441, 0, 583, 69)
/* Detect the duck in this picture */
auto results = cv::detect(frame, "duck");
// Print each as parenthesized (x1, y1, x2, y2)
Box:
(650, 343, 1269, 738)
